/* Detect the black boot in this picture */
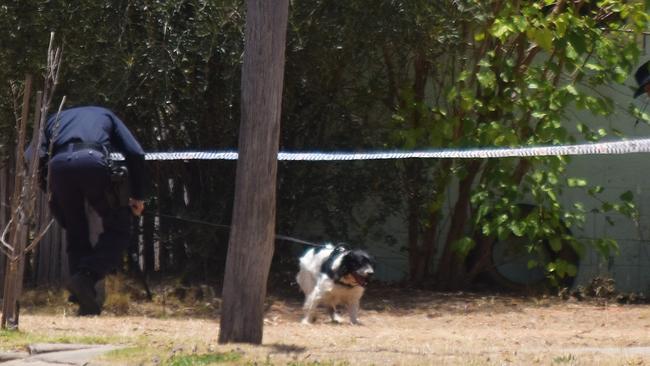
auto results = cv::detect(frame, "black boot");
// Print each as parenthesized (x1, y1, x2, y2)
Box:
(67, 272, 101, 316)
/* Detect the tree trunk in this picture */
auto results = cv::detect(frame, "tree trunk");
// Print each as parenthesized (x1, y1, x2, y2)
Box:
(2, 74, 32, 329)
(435, 160, 482, 290)
(218, 0, 288, 344)
(407, 159, 452, 284)
(0, 162, 8, 292)
(406, 160, 423, 282)
(405, 49, 441, 284)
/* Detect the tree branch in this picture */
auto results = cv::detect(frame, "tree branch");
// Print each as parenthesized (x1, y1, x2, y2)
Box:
(0, 218, 14, 253)
(22, 219, 54, 256)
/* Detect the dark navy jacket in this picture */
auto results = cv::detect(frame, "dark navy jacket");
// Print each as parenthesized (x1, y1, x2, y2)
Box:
(35, 106, 146, 199)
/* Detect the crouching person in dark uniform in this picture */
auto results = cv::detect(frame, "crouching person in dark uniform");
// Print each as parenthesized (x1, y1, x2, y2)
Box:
(33, 106, 146, 315)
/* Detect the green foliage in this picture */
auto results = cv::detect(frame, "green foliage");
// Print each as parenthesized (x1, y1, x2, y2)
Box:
(373, 0, 648, 287)
(0, 0, 647, 288)
(451, 237, 476, 259)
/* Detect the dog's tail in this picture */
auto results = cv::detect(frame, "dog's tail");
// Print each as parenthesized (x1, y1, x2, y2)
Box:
(296, 244, 339, 295)
(299, 247, 316, 266)
(296, 248, 317, 294)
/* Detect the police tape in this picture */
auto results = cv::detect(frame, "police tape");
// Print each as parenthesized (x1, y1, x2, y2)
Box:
(110, 137, 650, 161)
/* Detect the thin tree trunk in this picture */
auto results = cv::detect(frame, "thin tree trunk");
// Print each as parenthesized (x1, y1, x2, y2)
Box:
(0, 163, 7, 292)
(405, 50, 430, 283)
(1, 74, 32, 329)
(406, 160, 423, 282)
(435, 160, 482, 290)
(218, 0, 288, 344)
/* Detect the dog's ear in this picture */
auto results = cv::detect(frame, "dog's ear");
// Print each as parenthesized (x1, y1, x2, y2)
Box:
(366, 253, 375, 266)
(354, 250, 375, 268)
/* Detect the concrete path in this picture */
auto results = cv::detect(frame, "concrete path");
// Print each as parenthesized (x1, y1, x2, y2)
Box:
(0, 343, 121, 365)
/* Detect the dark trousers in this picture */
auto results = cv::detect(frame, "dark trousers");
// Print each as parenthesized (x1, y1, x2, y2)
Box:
(48, 149, 131, 279)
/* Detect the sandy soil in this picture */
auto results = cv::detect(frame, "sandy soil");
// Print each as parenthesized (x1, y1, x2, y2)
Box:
(9, 287, 650, 365)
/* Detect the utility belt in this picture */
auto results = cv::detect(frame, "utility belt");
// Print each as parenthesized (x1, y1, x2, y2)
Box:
(53, 142, 108, 156)
(54, 142, 130, 209)
(106, 160, 130, 209)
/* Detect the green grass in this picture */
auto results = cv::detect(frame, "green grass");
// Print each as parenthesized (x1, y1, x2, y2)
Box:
(285, 362, 350, 366)
(553, 354, 578, 364)
(102, 346, 161, 364)
(103, 348, 354, 366)
(102, 347, 245, 366)
(164, 352, 242, 365)
(0, 329, 114, 351)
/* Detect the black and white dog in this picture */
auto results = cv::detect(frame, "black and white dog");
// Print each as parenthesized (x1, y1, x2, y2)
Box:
(296, 244, 374, 325)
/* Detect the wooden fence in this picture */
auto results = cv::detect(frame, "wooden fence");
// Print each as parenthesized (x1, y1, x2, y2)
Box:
(0, 159, 69, 297)
(0, 158, 234, 299)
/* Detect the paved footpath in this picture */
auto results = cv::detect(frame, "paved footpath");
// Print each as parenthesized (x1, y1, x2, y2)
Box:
(0, 344, 121, 365)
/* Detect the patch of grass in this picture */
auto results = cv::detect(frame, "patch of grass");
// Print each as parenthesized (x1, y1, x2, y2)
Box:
(0, 329, 61, 350)
(553, 354, 577, 364)
(53, 335, 115, 345)
(102, 346, 155, 364)
(285, 362, 350, 366)
(0, 329, 31, 348)
(164, 352, 242, 365)
(104, 346, 145, 358)
(0, 329, 114, 351)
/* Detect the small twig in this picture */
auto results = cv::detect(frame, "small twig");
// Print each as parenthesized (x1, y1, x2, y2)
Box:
(0, 238, 16, 260)
(0, 218, 14, 252)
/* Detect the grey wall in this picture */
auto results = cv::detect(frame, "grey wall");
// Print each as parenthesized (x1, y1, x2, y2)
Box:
(558, 35, 650, 292)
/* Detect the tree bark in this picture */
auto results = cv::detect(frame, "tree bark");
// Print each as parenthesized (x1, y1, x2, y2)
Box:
(218, 0, 288, 344)
(405, 50, 444, 284)
(435, 160, 482, 290)
(0, 162, 8, 292)
(2, 74, 32, 329)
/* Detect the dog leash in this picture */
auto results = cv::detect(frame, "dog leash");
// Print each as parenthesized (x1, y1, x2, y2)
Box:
(149, 213, 417, 277)
(140, 212, 582, 286)
(151, 213, 415, 273)
(152, 212, 326, 248)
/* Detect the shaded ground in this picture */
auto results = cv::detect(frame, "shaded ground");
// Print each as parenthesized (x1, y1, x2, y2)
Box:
(4, 283, 650, 365)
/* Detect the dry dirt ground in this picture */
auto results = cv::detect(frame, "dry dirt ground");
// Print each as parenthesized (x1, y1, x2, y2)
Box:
(5, 285, 650, 365)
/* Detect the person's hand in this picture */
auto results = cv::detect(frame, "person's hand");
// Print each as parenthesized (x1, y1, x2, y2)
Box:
(129, 198, 145, 216)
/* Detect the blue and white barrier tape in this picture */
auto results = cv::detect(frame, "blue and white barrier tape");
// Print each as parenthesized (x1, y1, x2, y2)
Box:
(111, 138, 650, 161)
